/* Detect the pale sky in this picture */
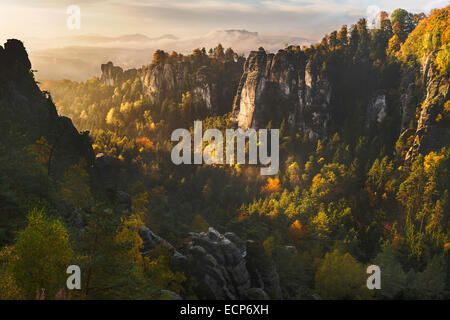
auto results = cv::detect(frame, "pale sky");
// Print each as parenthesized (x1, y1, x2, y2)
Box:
(1, 0, 447, 80)
(1, 0, 448, 42)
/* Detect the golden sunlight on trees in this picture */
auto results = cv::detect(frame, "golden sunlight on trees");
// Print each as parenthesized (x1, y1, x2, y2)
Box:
(3, 5, 448, 301)
(8, 209, 74, 300)
(400, 6, 449, 76)
(261, 177, 282, 194)
(153, 50, 169, 64)
(105, 107, 119, 126)
(311, 209, 331, 241)
(387, 32, 402, 56)
(315, 249, 372, 300)
(310, 163, 348, 202)
(423, 151, 445, 174)
(287, 162, 301, 186)
(136, 137, 157, 153)
(366, 157, 396, 207)
(115, 214, 145, 266)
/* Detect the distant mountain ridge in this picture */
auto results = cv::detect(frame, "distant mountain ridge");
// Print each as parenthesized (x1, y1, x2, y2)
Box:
(27, 30, 312, 81)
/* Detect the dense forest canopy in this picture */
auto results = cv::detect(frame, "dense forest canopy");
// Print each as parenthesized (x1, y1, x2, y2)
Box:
(0, 6, 449, 300)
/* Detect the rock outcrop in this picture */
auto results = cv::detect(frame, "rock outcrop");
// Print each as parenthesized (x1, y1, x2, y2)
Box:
(405, 52, 450, 161)
(232, 47, 331, 138)
(169, 227, 281, 300)
(100, 58, 243, 113)
(0, 39, 95, 174)
(100, 62, 137, 87)
(138, 226, 282, 300)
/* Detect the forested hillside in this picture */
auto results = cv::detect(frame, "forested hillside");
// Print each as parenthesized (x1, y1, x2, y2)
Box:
(0, 6, 449, 300)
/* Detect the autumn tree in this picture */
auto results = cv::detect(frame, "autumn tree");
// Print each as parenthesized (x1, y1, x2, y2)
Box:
(391, 8, 415, 35)
(261, 177, 282, 194)
(11, 208, 74, 299)
(153, 50, 168, 64)
(315, 249, 372, 299)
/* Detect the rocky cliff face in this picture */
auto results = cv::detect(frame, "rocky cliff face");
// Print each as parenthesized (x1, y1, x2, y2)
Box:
(232, 47, 332, 138)
(101, 58, 243, 113)
(232, 45, 448, 163)
(139, 226, 282, 300)
(0, 39, 94, 173)
(178, 228, 282, 300)
(405, 53, 450, 161)
(100, 62, 138, 87)
(140, 62, 215, 108)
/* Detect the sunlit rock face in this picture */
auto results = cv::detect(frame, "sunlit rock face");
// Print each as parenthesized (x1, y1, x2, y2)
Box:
(160, 227, 281, 300)
(140, 63, 216, 109)
(141, 63, 176, 105)
(101, 58, 243, 114)
(232, 47, 332, 138)
(232, 48, 269, 130)
(405, 52, 450, 161)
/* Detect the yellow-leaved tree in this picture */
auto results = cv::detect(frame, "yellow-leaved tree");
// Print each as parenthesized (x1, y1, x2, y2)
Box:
(315, 249, 373, 300)
(10, 208, 74, 299)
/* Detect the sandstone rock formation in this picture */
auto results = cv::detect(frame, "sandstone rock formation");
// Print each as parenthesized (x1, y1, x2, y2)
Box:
(100, 58, 243, 114)
(136, 226, 282, 300)
(101, 62, 138, 87)
(405, 52, 450, 161)
(232, 47, 332, 138)
(164, 227, 281, 300)
(0, 39, 95, 174)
